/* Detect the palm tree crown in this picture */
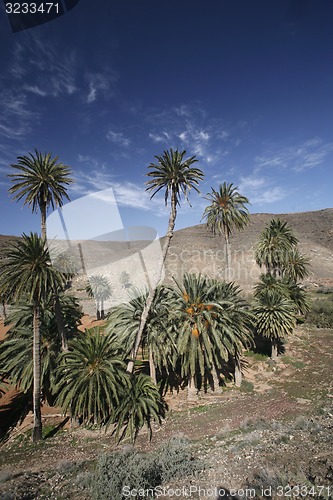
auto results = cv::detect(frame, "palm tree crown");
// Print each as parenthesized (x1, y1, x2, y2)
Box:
(253, 289, 296, 342)
(172, 273, 253, 389)
(146, 148, 203, 208)
(282, 247, 310, 283)
(0, 233, 64, 303)
(8, 150, 73, 239)
(202, 182, 250, 240)
(255, 219, 298, 276)
(55, 328, 129, 425)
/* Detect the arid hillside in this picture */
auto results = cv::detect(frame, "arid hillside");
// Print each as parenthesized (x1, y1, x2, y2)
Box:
(0, 209, 332, 311)
(164, 208, 333, 292)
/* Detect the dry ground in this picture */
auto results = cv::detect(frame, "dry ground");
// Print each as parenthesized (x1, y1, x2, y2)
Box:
(0, 323, 332, 499)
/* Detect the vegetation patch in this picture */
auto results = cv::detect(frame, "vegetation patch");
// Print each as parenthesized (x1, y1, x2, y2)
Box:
(93, 435, 204, 500)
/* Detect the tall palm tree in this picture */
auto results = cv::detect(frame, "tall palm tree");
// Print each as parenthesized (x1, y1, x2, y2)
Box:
(8, 150, 74, 350)
(255, 219, 298, 277)
(55, 327, 129, 425)
(86, 274, 112, 320)
(0, 233, 65, 441)
(0, 294, 81, 404)
(171, 273, 253, 398)
(107, 285, 177, 384)
(202, 182, 250, 280)
(253, 288, 296, 360)
(8, 150, 74, 240)
(127, 149, 204, 373)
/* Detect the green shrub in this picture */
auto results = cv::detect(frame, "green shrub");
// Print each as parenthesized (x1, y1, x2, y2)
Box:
(93, 435, 203, 500)
(240, 380, 254, 393)
(244, 350, 269, 361)
(94, 449, 160, 500)
(306, 298, 333, 328)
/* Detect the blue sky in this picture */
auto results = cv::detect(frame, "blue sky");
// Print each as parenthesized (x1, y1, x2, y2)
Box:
(0, 0, 332, 239)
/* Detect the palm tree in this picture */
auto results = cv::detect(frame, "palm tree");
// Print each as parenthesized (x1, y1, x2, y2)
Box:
(8, 150, 74, 350)
(112, 373, 167, 443)
(107, 286, 177, 384)
(0, 294, 81, 404)
(55, 327, 129, 425)
(255, 219, 298, 277)
(86, 274, 112, 320)
(0, 233, 65, 441)
(8, 150, 74, 240)
(253, 289, 296, 360)
(127, 149, 204, 373)
(282, 247, 310, 283)
(171, 273, 253, 398)
(202, 182, 250, 280)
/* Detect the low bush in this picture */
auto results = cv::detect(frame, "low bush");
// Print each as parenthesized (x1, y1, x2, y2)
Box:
(306, 298, 333, 328)
(93, 435, 204, 500)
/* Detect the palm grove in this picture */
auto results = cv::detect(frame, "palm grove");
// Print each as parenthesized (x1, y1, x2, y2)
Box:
(0, 148, 310, 443)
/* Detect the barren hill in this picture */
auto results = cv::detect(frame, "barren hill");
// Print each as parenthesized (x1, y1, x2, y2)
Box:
(0, 209, 332, 306)
(164, 208, 333, 292)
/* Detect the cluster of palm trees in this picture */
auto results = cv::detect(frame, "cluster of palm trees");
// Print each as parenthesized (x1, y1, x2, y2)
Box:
(253, 219, 310, 359)
(0, 147, 310, 444)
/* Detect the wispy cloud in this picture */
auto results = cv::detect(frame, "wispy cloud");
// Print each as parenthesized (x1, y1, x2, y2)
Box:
(255, 138, 333, 172)
(145, 103, 243, 167)
(106, 130, 131, 147)
(23, 85, 48, 97)
(238, 175, 287, 205)
(148, 132, 171, 143)
(85, 70, 118, 104)
(0, 88, 38, 143)
(72, 167, 167, 214)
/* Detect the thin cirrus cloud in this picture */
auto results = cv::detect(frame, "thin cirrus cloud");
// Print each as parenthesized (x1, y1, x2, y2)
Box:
(23, 85, 48, 97)
(255, 138, 333, 173)
(148, 132, 170, 143)
(106, 130, 131, 147)
(85, 70, 118, 104)
(0, 88, 38, 143)
(238, 175, 287, 205)
(72, 167, 166, 214)
(146, 104, 239, 168)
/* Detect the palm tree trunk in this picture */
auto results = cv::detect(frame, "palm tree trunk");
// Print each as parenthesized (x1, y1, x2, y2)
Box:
(127, 190, 177, 374)
(32, 302, 42, 442)
(96, 299, 101, 320)
(101, 298, 105, 320)
(53, 292, 68, 351)
(271, 340, 278, 360)
(212, 369, 222, 394)
(187, 374, 197, 401)
(149, 348, 157, 385)
(224, 231, 231, 281)
(234, 358, 242, 387)
(41, 202, 47, 241)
